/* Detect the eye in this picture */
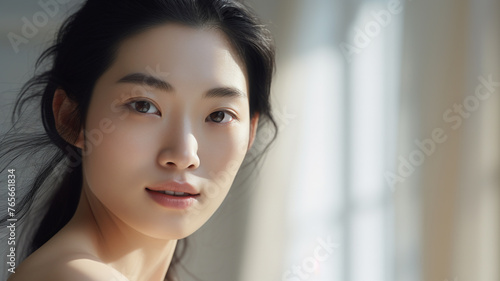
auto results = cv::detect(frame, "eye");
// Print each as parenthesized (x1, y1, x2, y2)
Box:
(207, 111, 236, 124)
(128, 100, 160, 115)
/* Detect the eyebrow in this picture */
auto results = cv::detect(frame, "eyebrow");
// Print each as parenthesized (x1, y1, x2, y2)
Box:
(117, 73, 247, 99)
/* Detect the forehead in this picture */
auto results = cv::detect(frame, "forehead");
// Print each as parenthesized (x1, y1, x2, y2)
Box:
(108, 23, 248, 92)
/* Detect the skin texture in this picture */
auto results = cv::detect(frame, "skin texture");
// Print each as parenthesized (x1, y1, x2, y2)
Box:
(9, 23, 259, 281)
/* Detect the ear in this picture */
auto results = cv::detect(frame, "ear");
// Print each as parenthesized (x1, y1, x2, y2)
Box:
(247, 113, 259, 150)
(52, 88, 84, 149)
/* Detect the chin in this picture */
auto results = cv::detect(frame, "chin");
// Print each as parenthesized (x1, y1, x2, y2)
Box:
(135, 214, 208, 240)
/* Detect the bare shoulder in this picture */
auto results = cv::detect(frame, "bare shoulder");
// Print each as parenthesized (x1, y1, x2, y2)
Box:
(8, 221, 129, 281)
(9, 255, 129, 281)
(51, 259, 129, 281)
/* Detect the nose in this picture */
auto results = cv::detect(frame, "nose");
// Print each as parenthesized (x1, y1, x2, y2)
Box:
(157, 129, 200, 170)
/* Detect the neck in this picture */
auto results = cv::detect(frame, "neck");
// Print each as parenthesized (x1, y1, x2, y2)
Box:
(66, 186, 177, 281)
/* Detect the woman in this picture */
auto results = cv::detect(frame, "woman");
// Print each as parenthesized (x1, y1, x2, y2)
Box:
(1, 0, 277, 280)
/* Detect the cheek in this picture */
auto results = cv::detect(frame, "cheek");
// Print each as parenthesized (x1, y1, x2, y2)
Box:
(80, 108, 159, 203)
(200, 124, 250, 177)
(196, 126, 250, 210)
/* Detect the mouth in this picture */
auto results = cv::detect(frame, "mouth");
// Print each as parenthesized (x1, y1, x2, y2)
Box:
(145, 184, 200, 209)
(145, 188, 200, 197)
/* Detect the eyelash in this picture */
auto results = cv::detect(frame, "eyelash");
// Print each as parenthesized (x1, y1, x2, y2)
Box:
(126, 99, 239, 124)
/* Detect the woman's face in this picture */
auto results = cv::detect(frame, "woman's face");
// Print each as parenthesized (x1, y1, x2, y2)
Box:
(76, 24, 258, 239)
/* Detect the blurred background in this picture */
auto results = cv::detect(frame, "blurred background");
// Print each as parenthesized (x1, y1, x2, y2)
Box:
(0, 0, 499, 281)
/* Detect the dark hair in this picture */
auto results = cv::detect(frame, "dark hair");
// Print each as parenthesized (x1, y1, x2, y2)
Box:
(0, 0, 277, 280)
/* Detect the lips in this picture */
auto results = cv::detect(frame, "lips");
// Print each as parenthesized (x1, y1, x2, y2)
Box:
(145, 181, 200, 209)
(150, 190, 194, 196)
(146, 181, 200, 196)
